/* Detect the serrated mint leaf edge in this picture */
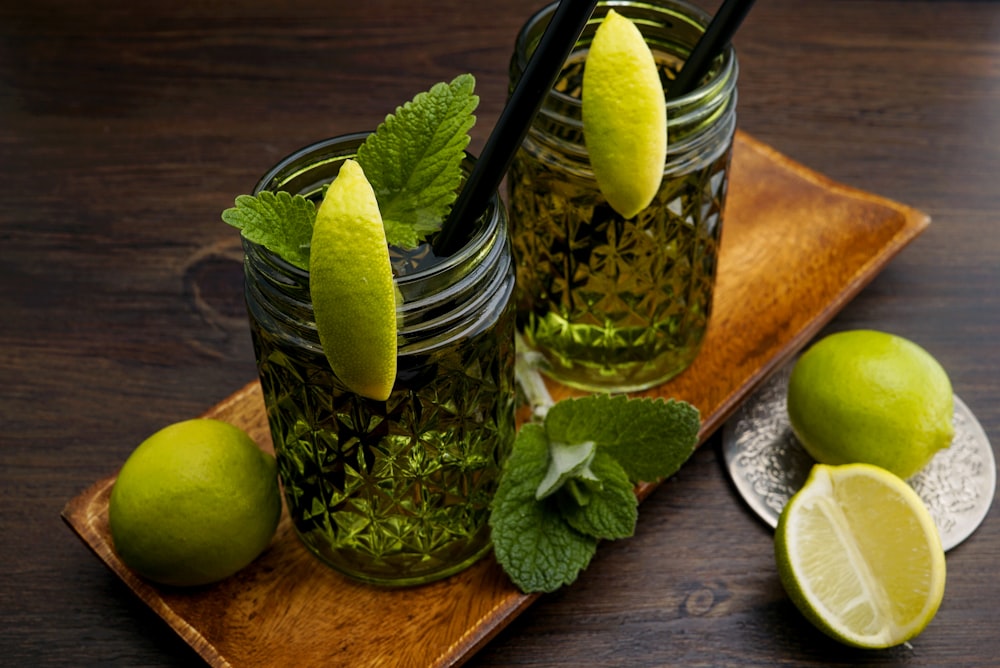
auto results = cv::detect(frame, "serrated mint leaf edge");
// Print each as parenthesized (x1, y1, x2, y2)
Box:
(356, 73, 478, 248)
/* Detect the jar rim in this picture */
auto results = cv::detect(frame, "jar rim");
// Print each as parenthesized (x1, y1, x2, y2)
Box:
(249, 133, 504, 288)
(513, 0, 737, 120)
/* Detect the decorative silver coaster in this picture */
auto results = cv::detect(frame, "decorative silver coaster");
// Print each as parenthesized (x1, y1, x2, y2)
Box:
(722, 362, 995, 551)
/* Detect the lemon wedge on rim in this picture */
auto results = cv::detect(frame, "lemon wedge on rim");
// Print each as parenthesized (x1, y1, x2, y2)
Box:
(582, 9, 667, 219)
(310, 159, 397, 401)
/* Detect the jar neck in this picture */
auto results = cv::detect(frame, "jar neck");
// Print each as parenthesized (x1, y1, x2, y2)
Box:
(511, 0, 738, 177)
(243, 135, 512, 356)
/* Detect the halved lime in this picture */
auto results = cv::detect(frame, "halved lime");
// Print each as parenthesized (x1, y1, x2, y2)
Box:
(775, 463, 946, 648)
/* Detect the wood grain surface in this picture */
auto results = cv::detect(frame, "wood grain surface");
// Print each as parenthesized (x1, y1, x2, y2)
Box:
(4, 0, 999, 666)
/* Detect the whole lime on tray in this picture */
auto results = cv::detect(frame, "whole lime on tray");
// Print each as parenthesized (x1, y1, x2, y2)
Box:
(108, 418, 282, 587)
(775, 463, 946, 648)
(786, 329, 954, 479)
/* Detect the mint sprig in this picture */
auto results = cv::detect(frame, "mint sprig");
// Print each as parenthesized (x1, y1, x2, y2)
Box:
(221, 191, 315, 270)
(489, 424, 599, 593)
(357, 73, 478, 248)
(221, 74, 479, 264)
(490, 395, 700, 593)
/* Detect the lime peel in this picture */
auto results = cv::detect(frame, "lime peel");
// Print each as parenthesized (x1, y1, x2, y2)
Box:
(310, 159, 397, 401)
(582, 9, 667, 219)
(787, 329, 954, 479)
(108, 418, 282, 587)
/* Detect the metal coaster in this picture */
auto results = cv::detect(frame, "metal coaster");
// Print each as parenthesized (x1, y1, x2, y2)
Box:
(722, 362, 996, 551)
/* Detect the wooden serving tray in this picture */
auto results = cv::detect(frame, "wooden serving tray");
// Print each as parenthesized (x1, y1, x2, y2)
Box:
(62, 132, 929, 667)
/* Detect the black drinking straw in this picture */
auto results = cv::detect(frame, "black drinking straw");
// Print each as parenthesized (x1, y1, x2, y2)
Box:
(668, 0, 756, 99)
(433, 0, 599, 256)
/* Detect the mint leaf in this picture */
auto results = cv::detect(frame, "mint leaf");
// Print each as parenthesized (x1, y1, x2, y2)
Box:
(490, 424, 598, 593)
(222, 75, 478, 264)
(558, 450, 637, 540)
(535, 440, 598, 500)
(490, 394, 701, 593)
(381, 214, 422, 250)
(222, 191, 315, 270)
(544, 394, 700, 483)
(357, 73, 478, 248)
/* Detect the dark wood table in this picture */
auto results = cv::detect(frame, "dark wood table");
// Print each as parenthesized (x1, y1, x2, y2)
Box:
(3, 0, 997, 665)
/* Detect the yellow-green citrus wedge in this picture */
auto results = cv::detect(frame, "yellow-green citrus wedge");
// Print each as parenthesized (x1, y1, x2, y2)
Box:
(582, 8, 667, 219)
(310, 159, 397, 401)
(787, 329, 954, 479)
(775, 463, 946, 649)
(108, 419, 282, 587)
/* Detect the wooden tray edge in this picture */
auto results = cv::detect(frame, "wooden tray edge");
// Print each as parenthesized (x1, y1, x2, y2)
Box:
(61, 477, 233, 667)
(701, 131, 932, 434)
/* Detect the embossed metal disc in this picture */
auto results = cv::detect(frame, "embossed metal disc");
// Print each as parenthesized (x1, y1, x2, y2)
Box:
(722, 362, 996, 551)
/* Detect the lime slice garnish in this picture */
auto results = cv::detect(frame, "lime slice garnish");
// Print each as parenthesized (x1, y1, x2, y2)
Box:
(310, 159, 397, 401)
(775, 463, 947, 648)
(582, 9, 667, 219)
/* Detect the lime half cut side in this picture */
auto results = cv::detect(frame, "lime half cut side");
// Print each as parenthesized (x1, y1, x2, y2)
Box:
(775, 463, 946, 649)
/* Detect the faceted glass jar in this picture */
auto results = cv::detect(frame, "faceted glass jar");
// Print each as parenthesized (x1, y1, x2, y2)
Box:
(509, 0, 739, 392)
(243, 134, 517, 586)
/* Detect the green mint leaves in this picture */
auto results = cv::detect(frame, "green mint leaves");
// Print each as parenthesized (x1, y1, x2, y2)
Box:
(489, 424, 600, 593)
(221, 191, 316, 270)
(490, 394, 700, 593)
(357, 73, 478, 249)
(221, 74, 478, 264)
(544, 394, 701, 483)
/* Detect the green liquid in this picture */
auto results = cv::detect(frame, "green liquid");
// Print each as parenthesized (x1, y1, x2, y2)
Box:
(250, 296, 515, 586)
(244, 132, 517, 585)
(509, 56, 730, 392)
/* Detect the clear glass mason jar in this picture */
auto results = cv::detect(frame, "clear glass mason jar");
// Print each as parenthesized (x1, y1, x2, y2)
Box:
(508, 0, 739, 393)
(243, 134, 517, 586)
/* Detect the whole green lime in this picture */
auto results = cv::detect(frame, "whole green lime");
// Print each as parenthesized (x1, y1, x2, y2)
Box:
(786, 330, 954, 479)
(108, 418, 282, 587)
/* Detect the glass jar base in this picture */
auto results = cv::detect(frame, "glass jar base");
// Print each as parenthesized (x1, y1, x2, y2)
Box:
(527, 341, 704, 394)
(292, 528, 495, 588)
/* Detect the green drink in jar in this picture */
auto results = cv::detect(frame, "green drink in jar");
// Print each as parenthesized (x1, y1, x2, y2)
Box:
(228, 78, 517, 587)
(509, 0, 738, 393)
